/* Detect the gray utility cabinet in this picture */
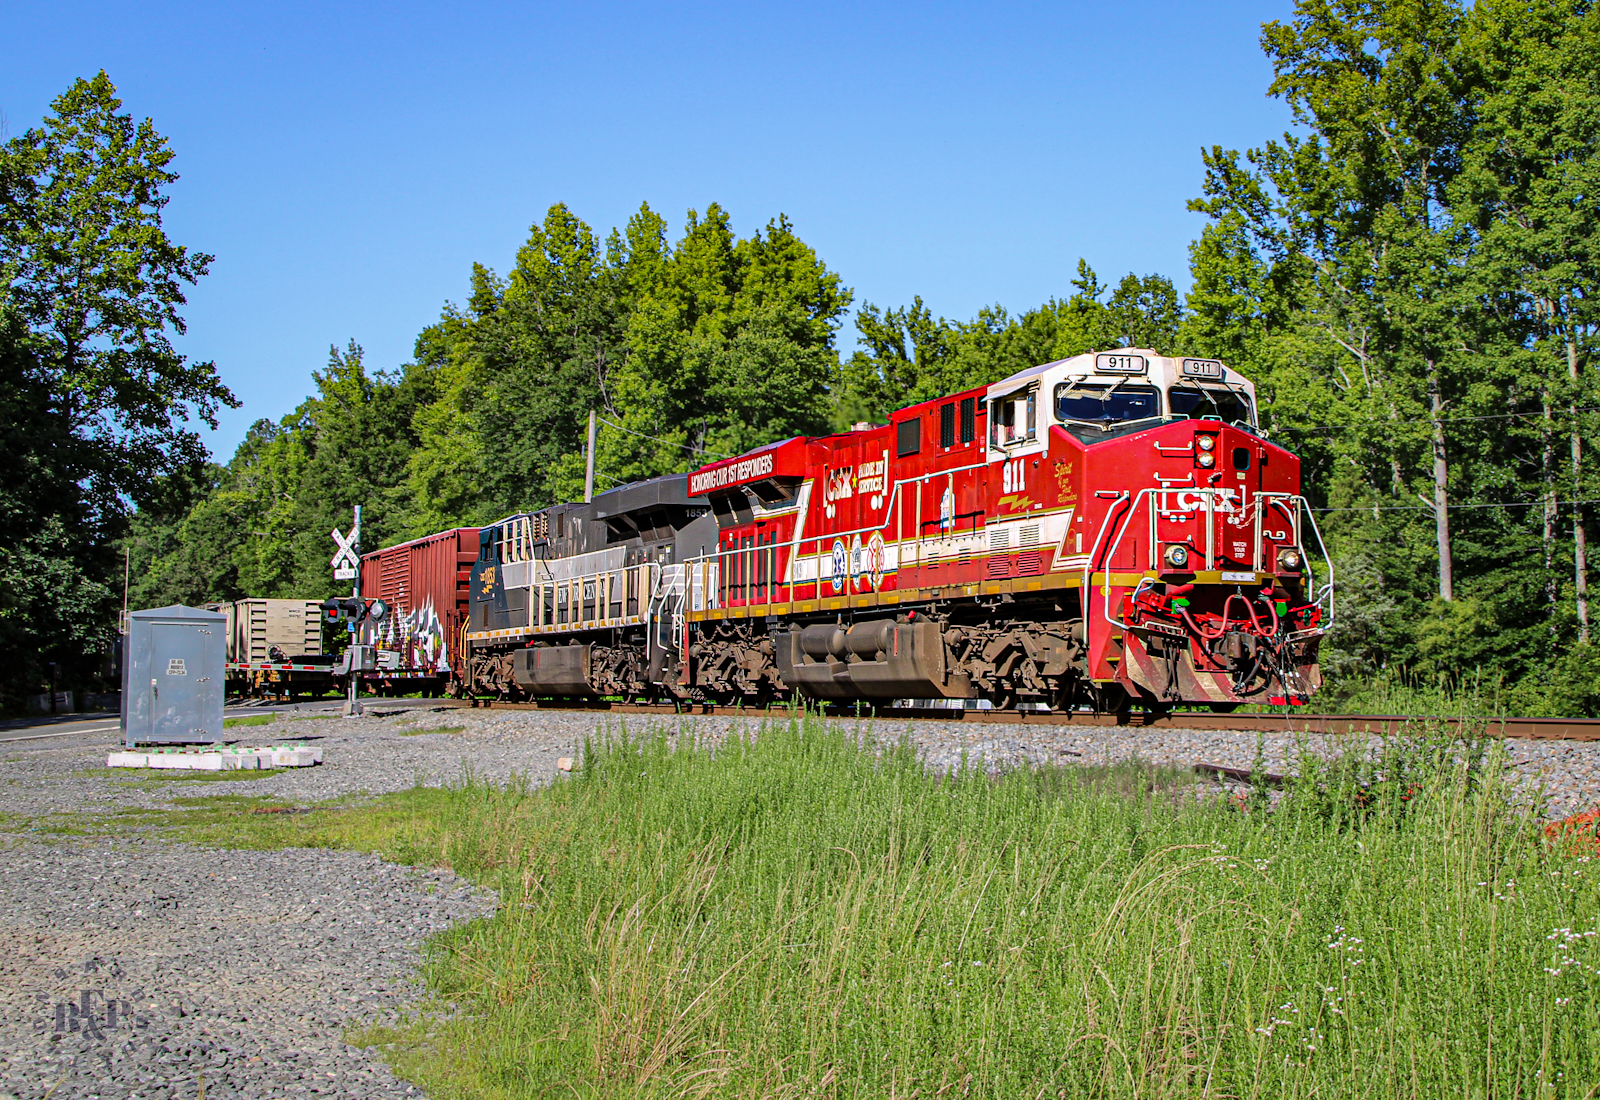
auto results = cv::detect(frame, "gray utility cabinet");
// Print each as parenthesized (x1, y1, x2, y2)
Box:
(121, 605, 226, 747)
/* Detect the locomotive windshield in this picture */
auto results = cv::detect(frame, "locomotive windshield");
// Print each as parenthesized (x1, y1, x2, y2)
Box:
(1054, 382, 1161, 426)
(1168, 386, 1254, 427)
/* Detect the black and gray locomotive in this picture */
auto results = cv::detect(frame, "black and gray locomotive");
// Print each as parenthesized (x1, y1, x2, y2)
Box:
(465, 475, 716, 700)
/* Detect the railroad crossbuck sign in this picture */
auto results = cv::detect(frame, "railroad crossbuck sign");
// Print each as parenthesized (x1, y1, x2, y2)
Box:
(330, 525, 360, 581)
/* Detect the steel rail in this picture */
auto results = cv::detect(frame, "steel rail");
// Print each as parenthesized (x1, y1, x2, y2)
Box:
(438, 698, 1600, 742)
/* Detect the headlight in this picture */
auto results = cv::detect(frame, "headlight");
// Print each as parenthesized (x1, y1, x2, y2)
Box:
(1164, 544, 1191, 569)
(1196, 435, 1215, 451)
(1279, 548, 1302, 571)
(1197, 451, 1215, 467)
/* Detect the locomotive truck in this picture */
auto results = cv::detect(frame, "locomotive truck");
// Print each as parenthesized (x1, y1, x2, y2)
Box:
(411, 347, 1330, 714)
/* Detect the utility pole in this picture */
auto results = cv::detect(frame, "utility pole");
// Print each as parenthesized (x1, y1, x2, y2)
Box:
(584, 409, 598, 503)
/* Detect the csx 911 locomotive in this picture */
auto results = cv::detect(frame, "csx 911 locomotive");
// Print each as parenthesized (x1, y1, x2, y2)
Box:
(374, 347, 1331, 713)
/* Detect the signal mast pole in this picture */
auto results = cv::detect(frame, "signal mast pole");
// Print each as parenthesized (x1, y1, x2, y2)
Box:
(343, 505, 363, 717)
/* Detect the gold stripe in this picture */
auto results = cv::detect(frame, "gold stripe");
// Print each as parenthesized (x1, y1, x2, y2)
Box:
(680, 570, 1084, 623)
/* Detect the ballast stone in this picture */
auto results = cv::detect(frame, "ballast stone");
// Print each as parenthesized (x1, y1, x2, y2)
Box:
(106, 744, 323, 770)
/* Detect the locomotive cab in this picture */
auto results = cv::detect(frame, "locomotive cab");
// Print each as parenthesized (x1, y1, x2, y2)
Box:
(979, 348, 1326, 709)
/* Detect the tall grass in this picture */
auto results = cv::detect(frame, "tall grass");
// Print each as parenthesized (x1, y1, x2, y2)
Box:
(318, 713, 1600, 1099)
(1323, 666, 1514, 718)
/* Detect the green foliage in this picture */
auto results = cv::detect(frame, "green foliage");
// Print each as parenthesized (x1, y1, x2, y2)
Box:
(837, 260, 1182, 426)
(128, 341, 434, 604)
(0, 72, 230, 708)
(0, 311, 117, 701)
(397, 203, 851, 521)
(120, 714, 1600, 1098)
(1181, 0, 1600, 712)
(0, 70, 235, 503)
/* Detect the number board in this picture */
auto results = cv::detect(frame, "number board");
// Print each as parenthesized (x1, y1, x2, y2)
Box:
(1181, 358, 1225, 379)
(1095, 352, 1147, 374)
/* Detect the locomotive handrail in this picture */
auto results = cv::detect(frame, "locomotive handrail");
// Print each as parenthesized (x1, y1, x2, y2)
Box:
(510, 560, 660, 635)
(1096, 489, 1333, 642)
(681, 459, 994, 611)
(1080, 490, 1132, 604)
(1247, 491, 1335, 636)
(1098, 488, 1194, 636)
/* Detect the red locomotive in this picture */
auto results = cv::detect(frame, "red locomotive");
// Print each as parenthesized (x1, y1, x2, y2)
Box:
(675, 347, 1329, 712)
(402, 347, 1331, 713)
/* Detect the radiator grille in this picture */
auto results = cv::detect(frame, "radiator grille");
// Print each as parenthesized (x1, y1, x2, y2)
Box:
(1018, 524, 1042, 575)
(987, 528, 1011, 578)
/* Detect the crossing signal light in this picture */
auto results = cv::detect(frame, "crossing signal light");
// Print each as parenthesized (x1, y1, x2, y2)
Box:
(320, 597, 366, 624)
(319, 597, 391, 625)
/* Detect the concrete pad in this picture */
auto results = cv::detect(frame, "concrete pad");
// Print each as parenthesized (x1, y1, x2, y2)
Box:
(107, 744, 322, 770)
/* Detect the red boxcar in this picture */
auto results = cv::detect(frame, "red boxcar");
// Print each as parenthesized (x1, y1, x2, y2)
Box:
(358, 527, 479, 695)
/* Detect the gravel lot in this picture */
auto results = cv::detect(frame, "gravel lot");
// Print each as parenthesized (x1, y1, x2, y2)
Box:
(1, 702, 1597, 1099)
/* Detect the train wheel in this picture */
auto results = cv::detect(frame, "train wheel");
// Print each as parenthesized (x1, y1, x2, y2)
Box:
(1092, 684, 1134, 723)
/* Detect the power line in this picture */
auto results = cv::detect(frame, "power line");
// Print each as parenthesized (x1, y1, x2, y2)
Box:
(1275, 405, 1600, 433)
(1313, 498, 1600, 513)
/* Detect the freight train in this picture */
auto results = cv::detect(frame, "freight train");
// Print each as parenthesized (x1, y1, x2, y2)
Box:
(358, 348, 1332, 714)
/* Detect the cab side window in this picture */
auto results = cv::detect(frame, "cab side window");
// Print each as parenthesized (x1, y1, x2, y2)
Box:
(990, 388, 1037, 447)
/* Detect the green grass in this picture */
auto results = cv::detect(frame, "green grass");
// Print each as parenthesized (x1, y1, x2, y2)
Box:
(223, 714, 275, 728)
(79, 792, 356, 846)
(397, 725, 467, 737)
(108, 712, 1600, 1099)
(139, 766, 284, 782)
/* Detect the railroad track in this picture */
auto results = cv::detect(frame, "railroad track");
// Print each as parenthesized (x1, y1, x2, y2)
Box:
(437, 698, 1600, 742)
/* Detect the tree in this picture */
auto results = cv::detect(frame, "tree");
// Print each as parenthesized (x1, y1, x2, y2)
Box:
(836, 261, 1183, 426)
(0, 308, 118, 705)
(602, 206, 851, 488)
(1259, 0, 1481, 602)
(0, 72, 232, 705)
(130, 342, 438, 606)
(404, 204, 637, 523)
(1460, 0, 1600, 640)
(0, 71, 235, 505)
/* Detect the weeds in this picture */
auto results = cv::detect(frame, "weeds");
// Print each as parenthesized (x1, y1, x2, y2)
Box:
(397, 726, 467, 737)
(87, 713, 1600, 1097)
(137, 768, 283, 783)
(222, 714, 274, 729)
(1319, 665, 1528, 717)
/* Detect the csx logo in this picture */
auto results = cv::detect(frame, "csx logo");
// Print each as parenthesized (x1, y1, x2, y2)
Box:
(1174, 489, 1240, 512)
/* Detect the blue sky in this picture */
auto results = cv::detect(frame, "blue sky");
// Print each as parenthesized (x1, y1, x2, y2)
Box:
(2, 0, 1294, 460)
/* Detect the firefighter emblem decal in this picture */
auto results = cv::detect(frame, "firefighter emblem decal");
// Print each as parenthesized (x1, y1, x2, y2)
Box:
(866, 532, 886, 590)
